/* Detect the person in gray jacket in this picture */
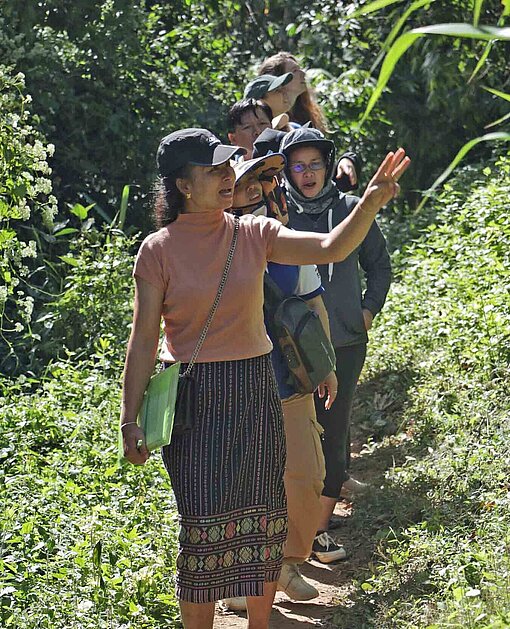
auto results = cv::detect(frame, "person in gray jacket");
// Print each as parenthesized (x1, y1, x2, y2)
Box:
(280, 126, 392, 558)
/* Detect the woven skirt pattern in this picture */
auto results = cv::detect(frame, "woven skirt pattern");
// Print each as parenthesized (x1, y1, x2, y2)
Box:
(162, 354, 287, 603)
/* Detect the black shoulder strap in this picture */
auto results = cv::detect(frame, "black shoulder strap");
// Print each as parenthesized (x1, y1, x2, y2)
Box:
(263, 272, 285, 317)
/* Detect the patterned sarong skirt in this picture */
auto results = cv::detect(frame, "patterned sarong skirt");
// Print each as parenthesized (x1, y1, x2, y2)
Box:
(162, 353, 287, 603)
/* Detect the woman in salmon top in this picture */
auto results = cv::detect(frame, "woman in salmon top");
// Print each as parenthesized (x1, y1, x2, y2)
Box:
(120, 127, 409, 629)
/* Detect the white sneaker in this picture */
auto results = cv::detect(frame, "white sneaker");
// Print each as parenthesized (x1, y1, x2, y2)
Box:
(277, 563, 319, 601)
(312, 532, 347, 563)
(222, 596, 247, 611)
(342, 476, 369, 495)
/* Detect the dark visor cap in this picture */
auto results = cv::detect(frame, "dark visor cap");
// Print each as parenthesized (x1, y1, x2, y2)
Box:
(157, 128, 246, 177)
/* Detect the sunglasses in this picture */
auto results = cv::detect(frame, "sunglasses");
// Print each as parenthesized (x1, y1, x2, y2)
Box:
(289, 160, 325, 174)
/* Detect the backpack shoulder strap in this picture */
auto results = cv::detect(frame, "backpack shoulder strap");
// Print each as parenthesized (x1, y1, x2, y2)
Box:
(263, 271, 285, 316)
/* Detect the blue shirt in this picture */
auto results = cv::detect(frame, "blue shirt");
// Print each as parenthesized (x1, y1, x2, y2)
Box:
(266, 262, 323, 399)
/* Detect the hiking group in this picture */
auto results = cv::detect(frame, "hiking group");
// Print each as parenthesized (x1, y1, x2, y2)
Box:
(120, 52, 410, 629)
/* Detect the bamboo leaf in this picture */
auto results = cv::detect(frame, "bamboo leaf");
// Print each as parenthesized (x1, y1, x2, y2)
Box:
(485, 111, 510, 129)
(468, 40, 493, 83)
(361, 24, 510, 124)
(482, 86, 510, 102)
(503, 0, 510, 16)
(116, 185, 130, 231)
(384, 0, 435, 49)
(473, 0, 484, 27)
(416, 132, 510, 212)
(347, 0, 405, 19)
(371, 0, 436, 73)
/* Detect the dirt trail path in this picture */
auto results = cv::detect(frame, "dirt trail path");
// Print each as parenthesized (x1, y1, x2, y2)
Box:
(214, 450, 377, 628)
(214, 519, 359, 627)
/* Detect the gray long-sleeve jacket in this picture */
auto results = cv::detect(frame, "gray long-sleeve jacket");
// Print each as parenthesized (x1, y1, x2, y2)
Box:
(288, 194, 391, 348)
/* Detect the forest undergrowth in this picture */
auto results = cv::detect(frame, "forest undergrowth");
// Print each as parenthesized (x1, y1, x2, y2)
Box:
(1, 157, 509, 628)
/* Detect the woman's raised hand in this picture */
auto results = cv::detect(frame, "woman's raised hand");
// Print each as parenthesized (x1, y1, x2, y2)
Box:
(359, 149, 411, 214)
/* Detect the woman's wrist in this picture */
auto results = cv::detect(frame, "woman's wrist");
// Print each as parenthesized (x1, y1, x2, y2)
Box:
(120, 421, 139, 430)
(357, 198, 378, 215)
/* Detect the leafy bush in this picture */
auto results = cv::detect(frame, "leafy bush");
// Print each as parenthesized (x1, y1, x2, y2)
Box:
(0, 360, 181, 628)
(44, 222, 137, 368)
(336, 155, 510, 628)
(0, 65, 57, 351)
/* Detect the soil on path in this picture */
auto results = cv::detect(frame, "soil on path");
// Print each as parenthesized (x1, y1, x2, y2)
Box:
(213, 448, 382, 628)
(214, 501, 364, 628)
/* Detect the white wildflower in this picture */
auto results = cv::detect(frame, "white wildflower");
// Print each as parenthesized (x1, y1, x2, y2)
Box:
(24, 296, 34, 318)
(21, 241, 37, 258)
(18, 199, 31, 221)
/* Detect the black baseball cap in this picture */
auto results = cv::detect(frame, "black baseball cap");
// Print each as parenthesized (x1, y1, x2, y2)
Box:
(252, 128, 287, 159)
(243, 73, 293, 100)
(157, 128, 246, 177)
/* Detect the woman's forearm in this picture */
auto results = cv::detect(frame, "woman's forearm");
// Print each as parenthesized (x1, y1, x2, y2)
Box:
(121, 335, 159, 425)
(120, 277, 164, 426)
(306, 295, 332, 341)
(270, 199, 377, 266)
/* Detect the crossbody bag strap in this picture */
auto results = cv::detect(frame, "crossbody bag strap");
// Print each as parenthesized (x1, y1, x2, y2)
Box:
(182, 215, 240, 377)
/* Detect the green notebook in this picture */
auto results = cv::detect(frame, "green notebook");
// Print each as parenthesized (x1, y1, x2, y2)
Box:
(118, 362, 181, 462)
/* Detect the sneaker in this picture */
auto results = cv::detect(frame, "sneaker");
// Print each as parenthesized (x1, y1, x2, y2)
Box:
(222, 597, 247, 611)
(277, 563, 319, 601)
(342, 476, 369, 495)
(312, 532, 347, 563)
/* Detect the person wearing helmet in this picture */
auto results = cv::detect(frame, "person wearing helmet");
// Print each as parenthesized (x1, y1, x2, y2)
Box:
(280, 126, 392, 561)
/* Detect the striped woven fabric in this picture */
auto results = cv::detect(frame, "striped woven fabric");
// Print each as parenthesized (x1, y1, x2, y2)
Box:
(162, 353, 287, 603)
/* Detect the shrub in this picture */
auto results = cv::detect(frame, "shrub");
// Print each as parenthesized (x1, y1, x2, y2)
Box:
(337, 154, 510, 628)
(0, 65, 57, 360)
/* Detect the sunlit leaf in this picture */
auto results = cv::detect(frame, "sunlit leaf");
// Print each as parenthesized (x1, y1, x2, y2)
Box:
(416, 132, 510, 212)
(59, 255, 80, 267)
(371, 0, 436, 72)
(69, 203, 90, 220)
(348, 0, 405, 19)
(384, 0, 436, 50)
(473, 0, 484, 27)
(485, 111, 510, 129)
(482, 86, 510, 102)
(115, 185, 130, 231)
(361, 24, 510, 124)
(54, 228, 79, 237)
(468, 40, 493, 83)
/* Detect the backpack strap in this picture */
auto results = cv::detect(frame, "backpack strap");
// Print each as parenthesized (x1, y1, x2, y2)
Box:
(263, 272, 285, 317)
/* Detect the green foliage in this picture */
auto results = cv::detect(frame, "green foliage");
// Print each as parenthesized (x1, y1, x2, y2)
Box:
(360, 24, 510, 124)
(336, 155, 510, 627)
(0, 361, 181, 628)
(0, 1, 259, 226)
(0, 193, 137, 376)
(42, 225, 136, 366)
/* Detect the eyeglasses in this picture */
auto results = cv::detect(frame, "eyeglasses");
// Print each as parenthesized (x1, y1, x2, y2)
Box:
(289, 160, 325, 174)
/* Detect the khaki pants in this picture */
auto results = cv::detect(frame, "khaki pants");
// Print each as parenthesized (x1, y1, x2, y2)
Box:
(281, 393, 326, 564)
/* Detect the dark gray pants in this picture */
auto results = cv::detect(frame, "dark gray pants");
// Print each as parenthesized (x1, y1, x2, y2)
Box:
(314, 343, 367, 498)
